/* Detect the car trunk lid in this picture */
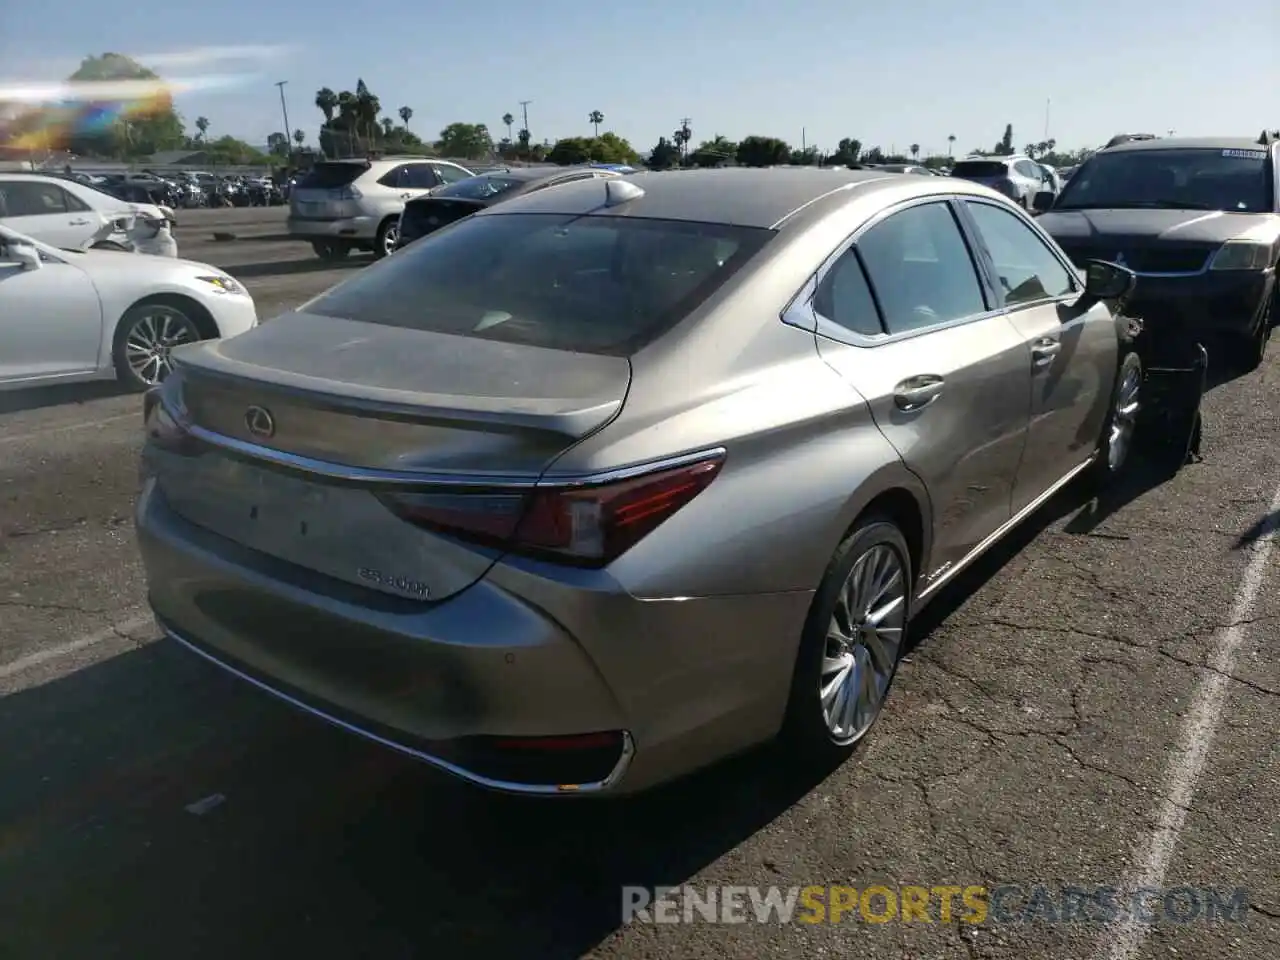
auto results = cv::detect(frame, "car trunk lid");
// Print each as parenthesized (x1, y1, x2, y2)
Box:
(153, 311, 630, 602)
(290, 160, 370, 220)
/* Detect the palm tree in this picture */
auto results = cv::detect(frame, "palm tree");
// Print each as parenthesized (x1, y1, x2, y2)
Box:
(589, 110, 604, 137)
(354, 79, 380, 143)
(382, 117, 395, 137)
(947, 133, 956, 157)
(194, 116, 209, 141)
(910, 143, 920, 160)
(502, 113, 514, 143)
(398, 106, 413, 131)
(314, 87, 338, 124)
(292, 128, 305, 147)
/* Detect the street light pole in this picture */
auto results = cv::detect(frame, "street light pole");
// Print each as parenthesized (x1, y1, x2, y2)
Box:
(275, 80, 292, 157)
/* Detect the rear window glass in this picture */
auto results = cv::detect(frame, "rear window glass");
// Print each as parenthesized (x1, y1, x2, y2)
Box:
(294, 162, 369, 189)
(951, 161, 1009, 178)
(306, 213, 774, 356)
(434, 175, 526, 200)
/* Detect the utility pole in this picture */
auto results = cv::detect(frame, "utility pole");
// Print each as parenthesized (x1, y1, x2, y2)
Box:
(275, 80, 292, 159)
(802, 127, 807, 152)
(679, 117, 692, 160)
(519, 100, 533, 140)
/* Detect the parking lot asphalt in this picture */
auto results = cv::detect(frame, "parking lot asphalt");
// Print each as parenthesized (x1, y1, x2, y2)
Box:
(1, 206, 1277, 960)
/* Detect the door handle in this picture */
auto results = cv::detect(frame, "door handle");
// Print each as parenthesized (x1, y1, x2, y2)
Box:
(893, 375, 945, 411)
(69, 218, 91, 226)
(1031, 337, 1061, 367)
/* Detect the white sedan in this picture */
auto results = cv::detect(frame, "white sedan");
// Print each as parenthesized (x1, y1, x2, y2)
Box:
(0, 225, 257, 392)
(0, 174, 178, 257)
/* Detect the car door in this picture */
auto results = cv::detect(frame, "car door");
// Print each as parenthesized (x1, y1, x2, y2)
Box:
(805, 198, 1031, 584)
(0, 180, 100, 249)
(0, 242, 104, 382)
(959, 198, 1117, 514)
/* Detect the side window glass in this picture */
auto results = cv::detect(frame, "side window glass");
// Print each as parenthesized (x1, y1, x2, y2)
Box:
(404, 164, 441, 189)
(377, 165, 408, 188)
(813, 248, 883, 337)
(432, 164, 470, 184)
(0, 181, 68, 217)
(857, 202, 987, 334)
(964, 201, 1077, 306)
(61, 188, 91, 212)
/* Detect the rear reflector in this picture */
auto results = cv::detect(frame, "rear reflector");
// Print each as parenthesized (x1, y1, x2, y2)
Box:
(378, 453, 725, 566)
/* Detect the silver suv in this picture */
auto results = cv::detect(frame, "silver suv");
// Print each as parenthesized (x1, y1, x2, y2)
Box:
(288, 157, 475, 260)
(949, 155, 1052, 209)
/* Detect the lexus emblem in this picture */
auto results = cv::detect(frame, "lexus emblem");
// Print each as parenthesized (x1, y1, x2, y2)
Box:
(244, 405, 276, 439)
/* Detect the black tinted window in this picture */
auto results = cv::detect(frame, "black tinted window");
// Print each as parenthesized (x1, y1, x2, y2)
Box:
(965, 201, 1076, 305)
(403, 164, 440, 189)
(857, 203, 987, 334)
(435, 175, 524, 200)
(296, 162, 369, 189)
(1057, 148, 1273, 213)
(814, 249, 883, 337)
(951, 161, 1009, 178)
(377, 165, 408, 188)
(433, 164, 472, 184)
(307, 213, 773, 356)
(0, 180, 70, 216)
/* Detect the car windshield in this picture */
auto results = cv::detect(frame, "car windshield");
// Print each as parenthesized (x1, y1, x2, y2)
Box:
(434, 175, 526, 200)
(1055, 148, 1272, 213)
(306, 212, 774, 356)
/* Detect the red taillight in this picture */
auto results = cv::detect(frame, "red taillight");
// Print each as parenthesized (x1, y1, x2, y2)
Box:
(143, 393, 197, 455)
(378, 454, 724, 566)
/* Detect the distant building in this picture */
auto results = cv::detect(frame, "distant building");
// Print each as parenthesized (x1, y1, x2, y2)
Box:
(146, 149, 211, 165)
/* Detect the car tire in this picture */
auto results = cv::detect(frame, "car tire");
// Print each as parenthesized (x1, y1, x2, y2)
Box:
(1087, 350, 1142, 486)
(311, 240, 350, 261)
(111, 297, 204, 392)
(373, 218, 399, 259)
(781, 516, 912, 762)
(1229, 290, 1274, 373)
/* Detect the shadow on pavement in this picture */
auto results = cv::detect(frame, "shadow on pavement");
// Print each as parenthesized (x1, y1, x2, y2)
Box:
(227, 256, 371, 279)
(0, 379, 133, 415)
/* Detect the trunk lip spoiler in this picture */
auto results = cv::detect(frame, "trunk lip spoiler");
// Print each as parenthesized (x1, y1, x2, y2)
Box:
(163, 396, 726, 490)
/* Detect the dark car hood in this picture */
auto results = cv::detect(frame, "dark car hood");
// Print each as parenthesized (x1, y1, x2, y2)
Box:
(1037, 208, 1273, 245)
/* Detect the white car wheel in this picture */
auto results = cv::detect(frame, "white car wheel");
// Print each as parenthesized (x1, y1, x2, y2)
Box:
(113, 300, 202, 391)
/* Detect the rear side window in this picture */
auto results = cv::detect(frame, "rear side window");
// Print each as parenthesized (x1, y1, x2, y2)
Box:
(295, 162, 369, 189)
(306, 213, 774, 356)
(951, 161, 1009, 178)
(0, 181, 71, 217)
(857, 202, 987, 334)
(814, 249, 883, 337)
(433, 164, 472, 184)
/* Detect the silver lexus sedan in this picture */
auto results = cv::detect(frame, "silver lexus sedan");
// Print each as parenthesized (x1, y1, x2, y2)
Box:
(136, 168, 1141, 796)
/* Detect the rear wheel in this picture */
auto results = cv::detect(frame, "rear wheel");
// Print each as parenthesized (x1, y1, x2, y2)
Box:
(112, 299, 202, 391)
(782, 517, 911, 761)
(374, 217, 399, 259)
(311, 240, 351, 261)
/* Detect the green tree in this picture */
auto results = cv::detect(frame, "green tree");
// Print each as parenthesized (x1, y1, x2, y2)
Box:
(689, 135, 737, 167)
(314, 88, 338, 123)
(195, 116, 210, 141)
(267, 132, 289, 157)
(398, 106, 413, 131)
(862, 145, 886, 164)
(502, 113, 515, 143)
(830, 137, 862, 166)
(789, 146, 819, 166)
(437, 122, 493, 159)
(589, 110, 604, 137)
(947, 133, 956, 156)
(548, 132, 640, 166)
(736, 135, 791, 167)
(293, 128, 306, 147)
(354, 79, 380, 143)
(65, 53, 186, 158)
(910, 143, 920, 160)
(647, 137, 680, 170)
(994, 123, 1014, 156)
(672, 120, 693, 161)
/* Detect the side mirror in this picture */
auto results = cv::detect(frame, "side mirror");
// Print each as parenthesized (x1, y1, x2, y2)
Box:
(1032, 190, 1056, 213)
(1071, 259, 1135, 316)
(8, 241, 42, 271)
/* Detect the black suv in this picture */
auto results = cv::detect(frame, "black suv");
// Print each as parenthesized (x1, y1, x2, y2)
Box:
(1034, 132, 1280, 371)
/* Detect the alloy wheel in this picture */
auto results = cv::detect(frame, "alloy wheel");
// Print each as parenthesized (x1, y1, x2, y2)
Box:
(1108, 363, 1141, 471)
(124, 307, 195, 386)
(382, 224, 399, 256)
(820, 543, 907, 743)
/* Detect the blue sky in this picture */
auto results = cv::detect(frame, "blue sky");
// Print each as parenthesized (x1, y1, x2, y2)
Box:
(2, 0, 1276, 155)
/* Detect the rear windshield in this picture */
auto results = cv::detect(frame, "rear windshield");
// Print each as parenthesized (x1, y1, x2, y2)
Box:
(951, 161, 1009, 178)
(294, 162, 369, 189)
(434, 175, 526, 200)
(1055, 148, 1273, 213)
(306, 212, 774, 356)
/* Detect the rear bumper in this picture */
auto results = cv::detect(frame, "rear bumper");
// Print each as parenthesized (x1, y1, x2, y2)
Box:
(135, 480, 808, 795)
(287, 216, 377, 242)
(1124, 269, 1274, 338)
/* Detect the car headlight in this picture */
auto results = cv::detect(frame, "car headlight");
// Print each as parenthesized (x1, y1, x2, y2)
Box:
(196, 274, 245, 295)
(1209, 241, 1272, 271)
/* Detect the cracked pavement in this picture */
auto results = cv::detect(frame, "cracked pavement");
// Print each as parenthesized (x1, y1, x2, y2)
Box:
(0, 208, 1277, 959)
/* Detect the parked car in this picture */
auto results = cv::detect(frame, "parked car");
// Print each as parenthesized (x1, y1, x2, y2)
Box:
(0, 173, 178, 256)
(137, 168, 1142, 796)
(396, 166, 622, 249)
(0, 224, 256, 391)
(287, 157, 475, 260)
(949, 155, 1053, 209)
(1034, 132, 1280, 371)
(874, 164, 934, 175)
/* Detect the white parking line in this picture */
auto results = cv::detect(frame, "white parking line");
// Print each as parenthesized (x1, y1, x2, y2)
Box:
(1103, 482, 1280, 960)
(0, 412, 136, 446)
(0, 611, 154, 681)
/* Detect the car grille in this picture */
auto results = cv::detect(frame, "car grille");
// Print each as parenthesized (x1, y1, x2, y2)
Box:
(1058, 244, 1210, 274)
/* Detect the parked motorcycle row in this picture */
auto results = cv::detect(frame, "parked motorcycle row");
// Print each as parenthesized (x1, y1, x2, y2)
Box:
(64, 169, 288, 209)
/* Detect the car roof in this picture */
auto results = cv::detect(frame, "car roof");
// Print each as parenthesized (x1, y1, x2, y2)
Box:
(475, 166, 604, 183)
(476, 167, 906, 229)
(1102, 136, 1274, 153)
